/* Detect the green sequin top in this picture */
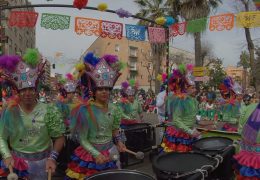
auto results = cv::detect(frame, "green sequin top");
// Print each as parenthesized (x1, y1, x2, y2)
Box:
(167, 95, 198, 134)
(75, 103, 123, 158)
(0, 103, 65, 159)
(118, 100, 142, 120)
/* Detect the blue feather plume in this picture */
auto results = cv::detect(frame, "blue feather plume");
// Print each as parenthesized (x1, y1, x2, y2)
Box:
(84, 52, 99, 66)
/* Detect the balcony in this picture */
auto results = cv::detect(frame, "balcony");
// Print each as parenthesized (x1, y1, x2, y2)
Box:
(129, 66, 138, 71)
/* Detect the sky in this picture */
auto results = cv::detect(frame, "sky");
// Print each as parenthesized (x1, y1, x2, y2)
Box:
(30, 0, 260, 75)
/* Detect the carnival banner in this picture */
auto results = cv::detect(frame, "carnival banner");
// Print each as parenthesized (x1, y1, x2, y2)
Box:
(41, 13, 71, 30)
(125, 24, 146, 41)
(75, 17, 101, 36)
(209, 13, 234, 31)
(8, 11, 38, 28)
(236, 11, 260, 28)
(186, 18, 207, 33)
(148, 27, 166, 43)
(100, 20, 123, 39)
(253, 0, 260, 10)
(169, 22, 187, 37)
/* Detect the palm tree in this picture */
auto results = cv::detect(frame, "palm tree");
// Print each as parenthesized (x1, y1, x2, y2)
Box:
(166, 0, 221, 89)
(237, 51, 250, 90)
(238, 0, 257, 96)
(134, 0, 171, 93)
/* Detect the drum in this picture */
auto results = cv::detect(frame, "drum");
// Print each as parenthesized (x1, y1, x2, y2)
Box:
(86, 170, 155, 180)
(56, 133, 79, 173)
(192, 137, 235, 180)
(122, 123, 154, 152)
(153, 152, 217, 180)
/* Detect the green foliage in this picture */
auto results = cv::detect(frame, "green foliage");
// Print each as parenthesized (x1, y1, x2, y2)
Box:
(237, 50, 250, 69)
(206, 58, 226, 89)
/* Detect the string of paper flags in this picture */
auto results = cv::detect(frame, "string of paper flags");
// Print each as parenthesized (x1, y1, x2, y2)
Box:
(8, 10, 260, 44)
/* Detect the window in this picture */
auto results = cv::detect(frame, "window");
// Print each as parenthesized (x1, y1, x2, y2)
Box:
(115, 44, 120, 52)
(129, 46, 138, 57)
(130, 72, 136, 79)
(129, 61, 137, 70)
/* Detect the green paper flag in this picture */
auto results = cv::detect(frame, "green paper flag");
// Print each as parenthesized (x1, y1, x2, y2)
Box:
(186, 18, 207, 33)
(41, 13, 71, 30)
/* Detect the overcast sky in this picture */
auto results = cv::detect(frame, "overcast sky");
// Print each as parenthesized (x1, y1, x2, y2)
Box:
(30, 0, 260, 75)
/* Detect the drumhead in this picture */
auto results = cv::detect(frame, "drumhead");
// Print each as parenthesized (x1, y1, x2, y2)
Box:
(193, 137, 233, 151)
(153, 152, 216, 177)
(86, 170, 155, 180)
(123, 123, 151, 130)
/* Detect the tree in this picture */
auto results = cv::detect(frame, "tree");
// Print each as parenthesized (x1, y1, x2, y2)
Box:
(167, 0, 221, 67)
(237, 50, 250, 90)
(234, 0, 257, 94)
(134, 0, 169, 93)
(141, 51, 155, 90)
(206, 58, 226, 89)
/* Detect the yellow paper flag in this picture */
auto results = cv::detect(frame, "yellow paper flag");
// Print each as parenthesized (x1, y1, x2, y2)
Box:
(236, 11, 260, 28)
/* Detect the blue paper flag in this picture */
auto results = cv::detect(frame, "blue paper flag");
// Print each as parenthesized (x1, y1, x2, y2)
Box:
(125, 24, 146, 41)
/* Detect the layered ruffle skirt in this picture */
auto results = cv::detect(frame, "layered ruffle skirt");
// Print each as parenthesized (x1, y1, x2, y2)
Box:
(161, 126, 197, 153)
(233, 149, 260, 180)
(65, 144, 118, 180)
(0, 150, 48, 180)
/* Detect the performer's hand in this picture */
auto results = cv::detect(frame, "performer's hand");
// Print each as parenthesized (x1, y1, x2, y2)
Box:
(95, 154, 109, 164)
(46, 158, 56, 173)
(116, 141, 126, 153)
(192, 129, 201, 138)
(4, 157, 14, 168)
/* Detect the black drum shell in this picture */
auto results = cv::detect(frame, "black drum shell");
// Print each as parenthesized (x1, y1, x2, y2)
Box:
(152, 152, 217, 180)
(86, 170, 155, 180)
(192, 137, 235, 180)
(122, 123, 153, 152)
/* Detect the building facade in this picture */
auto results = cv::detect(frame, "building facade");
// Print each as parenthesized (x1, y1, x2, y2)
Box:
(81, 37, 196, 91)
(0, 0, 36, 55)
(225, 66, 250, 89)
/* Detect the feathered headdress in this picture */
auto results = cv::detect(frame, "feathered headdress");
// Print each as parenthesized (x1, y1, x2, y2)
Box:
(219, 76, 240, 98)
(121, 79, 139, 96)
(168, 64, 191, 93)
(64, 73, 78, 93)
(83, 52, 122, 89)
(0, 49, 45, 90)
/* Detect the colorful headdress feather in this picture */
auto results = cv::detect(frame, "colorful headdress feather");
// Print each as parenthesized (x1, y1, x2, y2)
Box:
(83, 52, 122, 89)
(121, 79, 138, 96)
(0, 49, 45, 90)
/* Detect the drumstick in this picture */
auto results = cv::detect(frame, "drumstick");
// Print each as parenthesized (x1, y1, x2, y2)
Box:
(7, 165, 18, 180)
(124, 148, 144, 160)
(48, 169, 52, 180)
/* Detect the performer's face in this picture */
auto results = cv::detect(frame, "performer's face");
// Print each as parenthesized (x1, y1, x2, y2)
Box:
(128, 95, 135, 103)
(95, 87, 110, 103)
(19, 88, 37, 104)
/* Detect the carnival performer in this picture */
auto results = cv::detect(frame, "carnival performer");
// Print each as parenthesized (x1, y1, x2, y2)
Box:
(0, 49, 65, 179)
(238, 94, 258, 134)
(56, 73, 82, 129)
(65, 53, 126, 179)
(161, 64, 200, 153)
(119, 79, 143, 125)
(156, 73, 168, 124)
(233, 102, 260, 180)
(218, 77, 241, 124)
(39, 88, 47, 103)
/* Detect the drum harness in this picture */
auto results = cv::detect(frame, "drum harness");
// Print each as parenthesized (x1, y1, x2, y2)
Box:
(160, 140, 239, 179)
(173, 140, 239, 180)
